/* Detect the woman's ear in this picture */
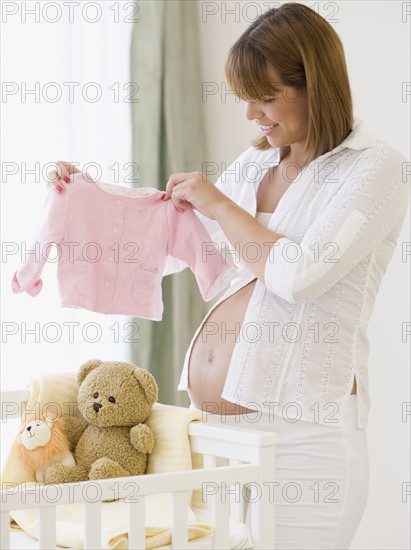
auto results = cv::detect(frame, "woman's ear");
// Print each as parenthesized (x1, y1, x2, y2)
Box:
(77, 359, 103, 386)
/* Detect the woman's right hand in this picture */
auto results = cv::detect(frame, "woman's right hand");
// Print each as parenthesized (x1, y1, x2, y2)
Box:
(47, 161, 81, 192)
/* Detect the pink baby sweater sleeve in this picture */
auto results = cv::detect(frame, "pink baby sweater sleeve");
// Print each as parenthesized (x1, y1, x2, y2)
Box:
(165, 201, 236, 301)
(12, 187, 70, 296)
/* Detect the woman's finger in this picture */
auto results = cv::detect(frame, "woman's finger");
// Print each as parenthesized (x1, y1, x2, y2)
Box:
(57, 160, 81, 181)
(46, 165, 66, 191)
(46, 169, 65, 192)
(170, 184, 191, 212)
(46, 161, 81, 192)
(45, 178, 65, 193)
(165, 172, 192, 198)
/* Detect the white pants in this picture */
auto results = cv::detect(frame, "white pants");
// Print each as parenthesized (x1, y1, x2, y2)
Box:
(190, 395, 369, 550)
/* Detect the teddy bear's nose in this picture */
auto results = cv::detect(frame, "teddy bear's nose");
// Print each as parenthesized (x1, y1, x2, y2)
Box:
(26, 426, 32, 432)
(93, 403, 103, 413)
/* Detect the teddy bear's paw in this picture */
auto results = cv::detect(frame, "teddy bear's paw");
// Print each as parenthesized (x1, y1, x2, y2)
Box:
(45, 463, 70, 484)
(45, 463, 88, 484)
(130, 424, 155, 454)
(89, 457, 131, 480)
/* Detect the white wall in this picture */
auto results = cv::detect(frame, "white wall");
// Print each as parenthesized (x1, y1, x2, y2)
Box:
(196, 1, 410, 549)
(1, 1, 409, 547)
(1, 2, 133, 460)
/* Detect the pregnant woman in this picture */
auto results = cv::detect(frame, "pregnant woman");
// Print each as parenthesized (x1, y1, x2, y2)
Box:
(48, 4, 409, 549)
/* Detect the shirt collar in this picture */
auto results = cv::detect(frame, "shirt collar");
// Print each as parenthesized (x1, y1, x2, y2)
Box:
(330, 116, 378, 154)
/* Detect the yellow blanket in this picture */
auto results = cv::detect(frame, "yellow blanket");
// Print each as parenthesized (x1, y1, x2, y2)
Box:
(1, 372, 213, 549)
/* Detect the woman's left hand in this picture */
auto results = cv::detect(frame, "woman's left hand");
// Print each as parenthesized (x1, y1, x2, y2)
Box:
(163, 171, 232, 221)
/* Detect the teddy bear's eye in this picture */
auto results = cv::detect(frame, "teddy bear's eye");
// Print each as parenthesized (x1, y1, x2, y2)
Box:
(93, 392, 99, 398)
(108, 396, 116, 403)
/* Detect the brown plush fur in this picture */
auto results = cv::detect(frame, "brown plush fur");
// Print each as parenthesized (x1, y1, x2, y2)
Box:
(45, 360, 158, 485)
(18, 414, 70, 471)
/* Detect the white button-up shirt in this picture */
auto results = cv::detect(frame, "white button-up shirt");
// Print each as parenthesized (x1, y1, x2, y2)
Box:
(165, 117, 409, 429)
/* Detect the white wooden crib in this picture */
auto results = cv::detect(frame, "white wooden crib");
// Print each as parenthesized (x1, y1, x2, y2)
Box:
(0, 389, 277, 549)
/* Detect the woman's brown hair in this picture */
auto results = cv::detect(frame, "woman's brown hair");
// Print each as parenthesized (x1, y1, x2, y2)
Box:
(224, 2, 354, 167)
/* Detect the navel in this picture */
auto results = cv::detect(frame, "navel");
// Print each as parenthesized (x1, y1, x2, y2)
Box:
(207, 349, 214, 363)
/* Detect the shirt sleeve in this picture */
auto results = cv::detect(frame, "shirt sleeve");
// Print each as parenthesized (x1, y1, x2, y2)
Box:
(264, 144, 410, 304)
(165, 199, 238, 301)
(11, 187, 70, 296)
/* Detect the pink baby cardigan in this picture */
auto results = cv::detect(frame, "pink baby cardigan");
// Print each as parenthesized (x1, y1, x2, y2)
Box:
(12, 173, 236, 320)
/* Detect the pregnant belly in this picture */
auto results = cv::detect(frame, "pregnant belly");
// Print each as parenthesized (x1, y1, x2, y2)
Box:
(187, 279, 257, 415)
(187, 280, 358, 414)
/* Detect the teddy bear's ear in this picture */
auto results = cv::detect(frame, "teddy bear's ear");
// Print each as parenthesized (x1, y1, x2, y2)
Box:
(77, 359, 103, 385)
(134, 368, 158, 406)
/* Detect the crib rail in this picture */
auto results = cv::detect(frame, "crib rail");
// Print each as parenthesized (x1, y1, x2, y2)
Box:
(1, 390, 277, 549)
(1, 463, 259, 549)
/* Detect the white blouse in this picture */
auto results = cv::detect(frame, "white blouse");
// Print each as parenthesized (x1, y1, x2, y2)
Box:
(255, 211, 273, 227)
(164, 116, 410, 429)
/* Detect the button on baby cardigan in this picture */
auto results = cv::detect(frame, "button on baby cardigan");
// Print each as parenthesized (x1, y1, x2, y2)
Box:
(11, 174, 237, 320)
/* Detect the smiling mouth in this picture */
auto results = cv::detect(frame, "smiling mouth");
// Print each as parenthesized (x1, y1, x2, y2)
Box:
(260, 123, 278, 130)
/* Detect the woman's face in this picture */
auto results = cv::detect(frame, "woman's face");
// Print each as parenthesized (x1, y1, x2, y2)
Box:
(244, 67, 309, 161)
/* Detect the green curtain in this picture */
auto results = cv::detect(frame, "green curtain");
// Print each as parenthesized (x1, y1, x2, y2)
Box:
(129, 0, 209, 406)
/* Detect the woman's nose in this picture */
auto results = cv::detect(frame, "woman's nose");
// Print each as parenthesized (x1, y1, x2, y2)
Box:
(244, 101, 262, 121)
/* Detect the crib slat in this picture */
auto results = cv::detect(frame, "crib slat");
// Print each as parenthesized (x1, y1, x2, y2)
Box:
(39, 506, 56, 548)
(171, 491, 188, 549)
(229, 459, 244, 522)
(203, 454, 217, 468)
(128, 496, 145, 549)
(212, 488, 230, 549)
(84, 501, 101, 549)
(1, 511, 10, 550)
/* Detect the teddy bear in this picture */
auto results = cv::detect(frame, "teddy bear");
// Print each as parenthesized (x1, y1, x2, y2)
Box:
(44, 359, 158, 484)
(17, 414, 76, 483)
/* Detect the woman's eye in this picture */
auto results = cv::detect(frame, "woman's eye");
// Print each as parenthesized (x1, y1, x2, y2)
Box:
(93, 392, 99, 398)
(108, 396, 116, 403)
(263, 97, 275, 104)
